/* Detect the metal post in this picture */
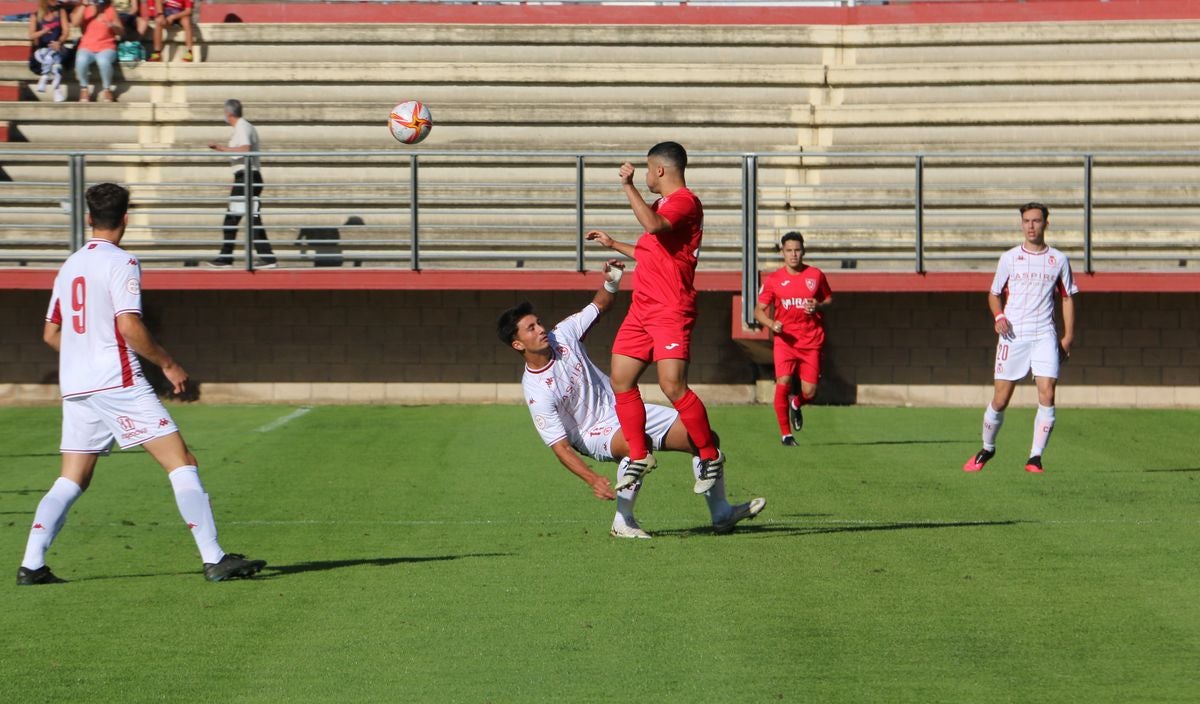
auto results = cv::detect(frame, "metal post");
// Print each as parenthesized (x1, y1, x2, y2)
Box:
(68, 154, 86, 251)
(575, 155, 586, 273)
(410, 155, 420, 271)
(741, 154, 759, 328)
(242, 164, 254, 271)
(1083, 154, 1094, 274)
(914, 154, 925, 274)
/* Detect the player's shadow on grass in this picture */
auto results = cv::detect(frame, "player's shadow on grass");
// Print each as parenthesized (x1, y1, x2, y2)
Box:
(262, 553, 511, 578)
(1144, 467, 1200, 473)
(805, 439, 965, 448)
(0, 453, 62, 459)
(655, 519, 1020, 539)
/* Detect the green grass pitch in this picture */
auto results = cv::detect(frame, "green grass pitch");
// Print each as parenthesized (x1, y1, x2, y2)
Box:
(1, 404, 1197, 703)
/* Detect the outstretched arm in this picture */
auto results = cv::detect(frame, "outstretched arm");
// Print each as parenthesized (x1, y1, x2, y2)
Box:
(116, 312, 188, 394)
(549, 440, 616, 501)
(591, 259, 625, 314)
(586, 230, 636, 260)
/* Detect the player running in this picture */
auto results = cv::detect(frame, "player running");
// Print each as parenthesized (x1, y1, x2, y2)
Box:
(754, 232, 833, 446)
(17, 183, 266, 585)
(964, 202, 1078, 474)
(497, 260, 766, 538)
(585, 141, 724, 494)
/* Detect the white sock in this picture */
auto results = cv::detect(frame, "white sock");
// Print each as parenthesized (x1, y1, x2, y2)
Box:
(21, 477, 83, 570)
(982, 403, 1005, 452)
(613, 457, 641, 527)
(693, 456, 732, 523)
(1031, 405, 1056, 457)
(168, 466, 225, 564)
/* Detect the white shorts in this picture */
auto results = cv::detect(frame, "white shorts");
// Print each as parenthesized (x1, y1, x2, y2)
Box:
(61, 384, 179, 453)
(579, 403, 680, 463)
(994, 335, 1060, 382)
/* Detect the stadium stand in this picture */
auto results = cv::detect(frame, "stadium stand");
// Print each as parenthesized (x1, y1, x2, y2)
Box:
(3, 7, 1200, 273)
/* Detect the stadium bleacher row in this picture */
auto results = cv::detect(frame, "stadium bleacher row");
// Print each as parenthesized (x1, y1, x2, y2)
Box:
(3, 14, 1200, 270)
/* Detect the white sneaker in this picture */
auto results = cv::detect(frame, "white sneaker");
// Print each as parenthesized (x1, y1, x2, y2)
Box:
(694, 449, 725, 494)
(36, 75, 49, 93)
(615, 453, 655, 491)
(610, 518, 651, 540)
(53, 85, 66, 102)
(713, 497, 766, 535)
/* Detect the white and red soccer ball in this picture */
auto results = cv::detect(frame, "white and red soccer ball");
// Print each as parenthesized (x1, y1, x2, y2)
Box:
(389, 100, 433, 145)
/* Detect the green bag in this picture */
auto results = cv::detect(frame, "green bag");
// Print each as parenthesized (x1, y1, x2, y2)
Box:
(117, 40, 145, 64)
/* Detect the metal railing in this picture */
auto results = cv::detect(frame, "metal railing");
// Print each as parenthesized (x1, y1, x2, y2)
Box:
(3, 148, 1200, 322)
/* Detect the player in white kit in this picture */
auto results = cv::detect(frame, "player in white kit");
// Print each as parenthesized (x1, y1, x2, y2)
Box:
(497, 260, 765, 538)
(17, 183, 266, 585)
(964, 202, 1078, 474)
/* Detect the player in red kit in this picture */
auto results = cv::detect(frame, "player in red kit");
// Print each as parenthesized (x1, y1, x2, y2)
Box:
(754, 232, 833, 446)
(585, 141, 724, 493)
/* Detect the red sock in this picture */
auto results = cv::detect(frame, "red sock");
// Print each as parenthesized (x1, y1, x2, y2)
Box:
(673, 389, 718, 461)
(614, 388, 649, 460)
(773, 384, 791, 436)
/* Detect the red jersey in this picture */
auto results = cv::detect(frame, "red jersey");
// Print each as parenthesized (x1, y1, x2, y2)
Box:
(757, 265, 832, 349)
(631, 187, 704, 315)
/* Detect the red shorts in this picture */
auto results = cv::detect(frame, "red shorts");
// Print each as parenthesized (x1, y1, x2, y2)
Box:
(774, 344, 821, 384)
(612, 305, 694, 362)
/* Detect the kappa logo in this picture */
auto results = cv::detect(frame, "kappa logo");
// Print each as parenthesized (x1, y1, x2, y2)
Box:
(87, 243, 98, 249)
(33, 523, 45, 530)
(116, 415, 136, 432)
(187, 522, 197, 531)
(664, 343, 680, 351)
(127, 258, 138, 266)
(158, 418, 170, 427)
(528, 398, 536, 405)
(1017, 255, 1025, 261)
(544, 378, 555, 388)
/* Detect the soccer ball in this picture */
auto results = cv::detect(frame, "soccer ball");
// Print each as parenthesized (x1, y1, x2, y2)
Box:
(388, 100, 433, 145)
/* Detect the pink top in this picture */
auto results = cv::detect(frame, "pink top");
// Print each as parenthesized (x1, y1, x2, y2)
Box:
(78, 6, 118, 53)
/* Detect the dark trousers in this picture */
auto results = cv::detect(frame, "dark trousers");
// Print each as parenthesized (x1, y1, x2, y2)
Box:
(218, 170, 275, 262)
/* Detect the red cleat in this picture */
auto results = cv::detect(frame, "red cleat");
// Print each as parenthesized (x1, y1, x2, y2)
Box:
(963, 448, 994, 472)
(1024, 456, 1044, 473)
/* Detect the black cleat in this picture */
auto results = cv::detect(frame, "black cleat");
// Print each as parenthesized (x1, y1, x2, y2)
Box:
(788, 399, 804, 433)
(204, 553, 266, 582)
(963, 448, 995, 472)
(781, 435, 798, 447)
(1024, 455, 1044, 474)
(17, 565, 67, 586)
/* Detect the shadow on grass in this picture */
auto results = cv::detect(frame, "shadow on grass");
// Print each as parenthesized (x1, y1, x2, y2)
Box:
(1144, 467, 1200, 473)
(0, 453, 62, 459)
(653, 519, 1021, 539)
(804, 439, 966, 448)
(261, 553, 511, 578)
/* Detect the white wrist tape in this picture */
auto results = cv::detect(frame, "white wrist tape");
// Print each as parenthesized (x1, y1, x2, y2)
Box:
(604, 267, 623, 293)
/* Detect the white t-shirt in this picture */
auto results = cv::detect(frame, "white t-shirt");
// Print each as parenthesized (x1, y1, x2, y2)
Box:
(522, 303, 615, 451)
(229, 117, 261, 172)
(46, 239, 147, 399)
(990, 244, 1079, 340)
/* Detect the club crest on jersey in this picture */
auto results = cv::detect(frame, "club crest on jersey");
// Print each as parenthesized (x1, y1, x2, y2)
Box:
(805, 279, 816, 292)
(556, 344, 570, 359)
(1048, 255, 1057, 265)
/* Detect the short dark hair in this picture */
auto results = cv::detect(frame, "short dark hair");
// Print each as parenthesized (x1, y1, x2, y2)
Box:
(647, 141, 687, 170)
(781, 231, 805, 248)
(497, 301, 535, 346)
(85, 183, 130, 230)
(1020, 202, 1049, 219)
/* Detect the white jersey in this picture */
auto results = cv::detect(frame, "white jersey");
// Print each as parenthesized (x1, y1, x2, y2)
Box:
(45, 238, 147, 399)
(522, 303, 614, 452)
(229, 117, 261, 172)
(990, 244, 1078, 340)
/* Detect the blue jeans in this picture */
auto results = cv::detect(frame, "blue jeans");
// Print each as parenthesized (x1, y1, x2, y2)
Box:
(75, 48, 116, 90)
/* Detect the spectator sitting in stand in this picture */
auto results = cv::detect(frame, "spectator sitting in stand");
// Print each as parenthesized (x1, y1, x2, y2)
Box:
(29, 0, 70, 102)
(148, 0, 194, 62)
(71, 0, 121, 102)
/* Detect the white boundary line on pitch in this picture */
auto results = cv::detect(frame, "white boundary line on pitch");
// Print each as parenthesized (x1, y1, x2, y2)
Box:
(215, 517, 1200, 527)
(256, 406, 312, 433)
